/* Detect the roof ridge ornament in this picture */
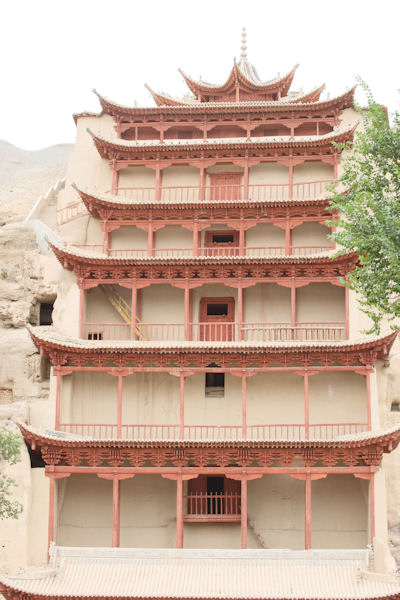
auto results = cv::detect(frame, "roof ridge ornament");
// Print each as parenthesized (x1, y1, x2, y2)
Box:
(241, 27, 247, 59)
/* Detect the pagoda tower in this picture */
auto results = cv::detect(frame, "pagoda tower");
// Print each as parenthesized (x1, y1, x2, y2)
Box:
(2, 30, 400, 600)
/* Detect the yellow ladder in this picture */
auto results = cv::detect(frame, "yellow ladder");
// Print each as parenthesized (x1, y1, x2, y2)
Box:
(99, 285, 145, 339)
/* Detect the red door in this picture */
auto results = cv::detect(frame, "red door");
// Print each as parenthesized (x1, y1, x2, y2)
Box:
(209, 173, 242, 201)
(199, 297, 235, 341)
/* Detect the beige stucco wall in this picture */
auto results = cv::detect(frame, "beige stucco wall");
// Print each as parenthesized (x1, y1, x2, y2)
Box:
(111, 226, 148, 250)
(244, 284, 291, 323)
(155, 226, 192, 250)
(309, 371, 367, 424)
(247, 373, 304, 425)
(246, 224, 285, 248)
(296, 284, 345, 322)
(184, 373, 242, 427)
(249, 163, 288, 184)
(293, 162, 333, 183)
(122, 374, 180, 425)
(292, 223, 331, 247)
(119, 166, 155, 189)
(61, 372, 118, 425)
(28, 469, 50, 564)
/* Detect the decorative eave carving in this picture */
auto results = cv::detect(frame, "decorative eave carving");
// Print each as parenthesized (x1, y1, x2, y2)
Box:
(27, 325, 397, 370)
(87, 86, 355, 124)
(19, 423, 400, 469)
(48, 240, 358, 285)
(87, 126, 355, 163)
(74, 187, 334, 222)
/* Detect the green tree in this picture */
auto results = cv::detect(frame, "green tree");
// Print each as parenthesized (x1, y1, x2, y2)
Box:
(329, 83, 400, 333)
(0, 427, 23, 519)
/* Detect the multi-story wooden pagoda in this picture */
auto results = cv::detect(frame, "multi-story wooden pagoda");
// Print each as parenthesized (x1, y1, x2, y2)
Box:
(2, 30, 400, 600)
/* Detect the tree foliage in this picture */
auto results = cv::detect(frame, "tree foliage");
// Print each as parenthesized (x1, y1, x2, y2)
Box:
(329, 82, 400, 333)
(0, 427, 23, 519)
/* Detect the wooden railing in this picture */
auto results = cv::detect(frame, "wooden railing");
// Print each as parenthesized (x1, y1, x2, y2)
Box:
(114, 180, 333, 203)
(60, 422, 369, 441)
(82, 322, 347, 342)
(184, 492, 241, 521)
(72, 245, 333, 258)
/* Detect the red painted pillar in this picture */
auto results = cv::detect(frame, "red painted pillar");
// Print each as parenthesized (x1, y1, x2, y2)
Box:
(241, 476, 247, 548)
(117, 374, 123, 438)
(285, 223, 292, 255)
(289, 164, 294, 200)
(79, 286, 84, 339)
(111, 165, 119, 195)
(131, 286, 137, 340)
(192, 221, 199, 257)
(199, 165, 206, 201)
(305, 474, 312, 549)
(291, 282, 297, 338)
(184, 285, 190, 341)
(188, 289, 193, 341)
(180, 372, 185, 439)
(366, 370, 372, 430)
(243, 162, 249, 200)
(304, 372, 310, 439)
(176, 474, 184, 548)
(48, 473, 55, 548)
(237, 281, 244, 341)
(112, 477, 121, 547)
(239, 223, 245, 255)
(147, 224, 155, 257)
(241, 375, 247, 438)
(155, 165, 162, 202)
(55, 370, 61, 430)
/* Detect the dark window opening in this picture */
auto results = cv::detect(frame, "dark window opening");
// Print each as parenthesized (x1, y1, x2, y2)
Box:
(391, 402, 400, 412)
(87, 332, 103, 341)
(212, 234, 234, 244)
(27, 445, 46, 468)
(207, 303, 228, 316)
(206, 477, 225, 514)
(207, 476, 224, 494)
(205, 372, 225, 397)
(40, 302, 54, 326)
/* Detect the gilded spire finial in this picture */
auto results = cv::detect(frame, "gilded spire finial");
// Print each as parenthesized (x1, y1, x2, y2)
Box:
(241, 27, 247, 59)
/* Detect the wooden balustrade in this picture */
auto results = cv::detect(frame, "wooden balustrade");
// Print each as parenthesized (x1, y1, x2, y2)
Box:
(59, 422, 369, 441)
(82, 322, 346, 342)
(184, 492, 241, 521)
(72, 245, 333, 258)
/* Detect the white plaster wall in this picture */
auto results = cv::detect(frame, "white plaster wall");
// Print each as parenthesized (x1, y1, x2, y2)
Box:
(246, 224, 285, 248)
(141, 285, 184, 324)
(309, 372, 367, 424)
(162, 166, 199, 187)
(111, 226, 148, 250)
(247, 373, 304, 425)
(293, 162, 333, 182)
(120, 476, 176, 547)
(184, 373, 242, 427)
(248, 475, 305, 549)
(292, 223, 331, 247)
(296, 284, 345, 322)
(28, 469, 49, 564)
(155, 226, 192, 250)
(60, 372, 118, 424)
(244, 284, 291, 323)
(122, 374, 180, 425)
(119, 167, 155, 189)
(184, 524, 241, 549)
(249, 163, 288, 184)
(57, 474, 113, 547)
(311, 475, 368, 548)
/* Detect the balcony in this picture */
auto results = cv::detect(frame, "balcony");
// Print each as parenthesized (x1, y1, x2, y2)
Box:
(82, 321, 347, 342)
(113, 180, 333, 203)
(59, 422, 368, 441)
(184, 492, 241, 522)
(73, 245, 333, 259)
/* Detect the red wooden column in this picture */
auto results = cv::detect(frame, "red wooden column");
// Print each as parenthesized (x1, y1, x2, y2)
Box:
(304, 372, 310, 439)
(117, 374, 123, 438)
(155, 165, 162, 201)
(192, 221, 199, 256)
(184, 285, 193, 340)
(55, 368, 62, 430)
(291, 472, 326, 549)
(199, 164, 206, 201)
(243, 161, 249, 200)
(366, 369, 372, 430)
(237, 281, 244, 341)
(180, 372, 185, 439)
(241, 476, 247, 548)
(147, 224, 155, 257)
(111, 161, 120, 195)
(288, 163, 294, 199)
(79, 285, 84, 339)
(98, 473, 135, 548)
(162, 473, 198, 548)
(285, 223, 292, 255)
(290, 281, 297, 334)
(131, 286, 137, 340)
(241, 375, 247, 438)
(238, 222, 245, 255)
